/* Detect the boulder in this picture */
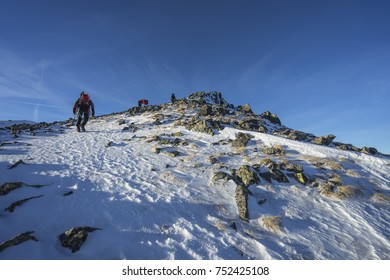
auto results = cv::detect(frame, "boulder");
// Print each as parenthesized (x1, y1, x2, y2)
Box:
(311, 134, 336, 146)
(242, 104, 253, 114)
(184, 118, 223, 135)
(231, 132, 252, 148)
(59, 226, 102, 253)
(235, 185, 249, 221)
(261, 111, 281, 125)
(236, 165, 260, 187)
(280, 162, 304, 173)
(262, 145, 284, 155)
(361, 146, 378, 155)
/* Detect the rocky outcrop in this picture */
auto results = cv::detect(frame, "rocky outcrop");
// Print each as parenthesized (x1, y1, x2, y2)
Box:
(5, 195, 44, 213)
(198, 104, 213, 116)
(212, 171, 234, 184)
(361, 146, 378, 155)
(182, 117, 223, 135)
(260, 216, 282, 233)
(59, 226, 102, 253)
(235, 185, 249, 221)
(0, 231, 38, 253)
(231, 132, 252, 148)
(0, 182, 24, 196)
(260, 111, 281, 125)
(0, 182, 46, 196)
(235, 165, 260, 187)
(273, 128, 313, 141)
(311, 134, 336, 146)
(9, 159, 26, 169)
(262, 145, 284, 156)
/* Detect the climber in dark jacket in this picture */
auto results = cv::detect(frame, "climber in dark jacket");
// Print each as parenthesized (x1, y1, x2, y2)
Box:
(73, 92, 95, 132)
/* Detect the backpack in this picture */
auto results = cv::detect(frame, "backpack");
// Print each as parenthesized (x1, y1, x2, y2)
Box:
(79, 93, 90, 111)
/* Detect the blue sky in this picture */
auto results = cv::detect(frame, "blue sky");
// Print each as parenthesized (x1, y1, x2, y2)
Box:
(0, 0, 389, 153)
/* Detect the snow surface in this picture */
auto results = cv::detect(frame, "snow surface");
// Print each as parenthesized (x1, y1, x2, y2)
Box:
(0, 105, 389, 260)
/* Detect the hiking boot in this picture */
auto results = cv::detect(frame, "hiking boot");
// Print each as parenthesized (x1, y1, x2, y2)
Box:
(77, 125, 81, 132)
(81, 125, 86, 132)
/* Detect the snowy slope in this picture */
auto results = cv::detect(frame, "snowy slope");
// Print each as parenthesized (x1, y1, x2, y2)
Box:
(0, 95, 389, 260)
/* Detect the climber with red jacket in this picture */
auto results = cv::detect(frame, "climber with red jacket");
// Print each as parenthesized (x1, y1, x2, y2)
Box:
(73, 92, 95, 132)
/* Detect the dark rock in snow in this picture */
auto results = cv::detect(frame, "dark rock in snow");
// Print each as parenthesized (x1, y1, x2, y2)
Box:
(59, 226, 102, 253)
(5, 195, 44, 213)
(9, 159, 26, 169)
(0, 182, 24, 196)
(0, 231, 38, 253)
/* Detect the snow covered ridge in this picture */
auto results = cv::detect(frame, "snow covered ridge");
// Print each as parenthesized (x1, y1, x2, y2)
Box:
(0, 91, 389, 260)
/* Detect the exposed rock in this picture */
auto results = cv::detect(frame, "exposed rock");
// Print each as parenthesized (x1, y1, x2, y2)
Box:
(236, 165, 260, 187)
(333, 142, 354, 151)
(280, 162, 304, 173)
(235, 185, 249, 221)
(262, 145, 284, 156)
(292, 172, 308, 185)
(261, 216, 282, 233)
(212, 171, 234, 183)
(229, 221, 238, 231)
(59, 226, 102, 253)
(183, 117, 223, 135)
(198, 104, 213, 116)
(0, 182, 46, 196)
(9, 159, 26, 169)
(161, 149, 180, 157)
(117, 119, 126, 125)
(171, 132, 184, 137)
(0, 231, 38, 253)
(371, 193, 390, 203)
(209, 155, 218, 164)
(5, 195, 44, 213)
(258, 172, 272, 183)
(63, 191, 74, 196)
(336, 186, 363, 200)
(361, 146, 378, 155)
(231, 132, 252, 148)
(269, 169, 289, 183)
(317, 182, 362, 200)
(241, 104, 253, 114)
(0, 182, 24, 196)
(258, 158, 278, 170)
(233, 118, 264, 132)
(311, 134, 336, 146)
(188, 91, 228, 106)
(328, 174, 343, 186)
(273, 128, 313, 141)
(261, 111, 281, 125)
